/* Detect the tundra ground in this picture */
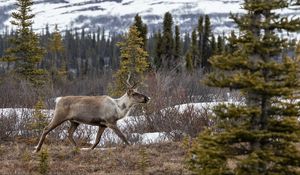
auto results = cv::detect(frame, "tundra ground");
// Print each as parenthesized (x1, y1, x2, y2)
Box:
(0, 141, 191, 175)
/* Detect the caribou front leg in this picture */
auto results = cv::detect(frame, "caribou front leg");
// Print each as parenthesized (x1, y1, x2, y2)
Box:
(90, 126, 106, 150)
(107, 123, 129, 145)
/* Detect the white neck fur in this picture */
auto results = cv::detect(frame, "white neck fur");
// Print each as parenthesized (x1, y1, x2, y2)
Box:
(115, 93, 135, 118)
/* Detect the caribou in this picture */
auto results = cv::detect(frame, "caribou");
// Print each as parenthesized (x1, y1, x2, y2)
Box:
(34, 75, 150, 152)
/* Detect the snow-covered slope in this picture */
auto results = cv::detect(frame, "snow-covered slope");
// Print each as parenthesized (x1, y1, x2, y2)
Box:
(0, 0, 299, 35)
(0, 101, 233, 145)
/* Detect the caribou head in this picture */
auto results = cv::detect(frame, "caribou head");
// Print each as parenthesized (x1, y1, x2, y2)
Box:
(124, 73, 150, 104)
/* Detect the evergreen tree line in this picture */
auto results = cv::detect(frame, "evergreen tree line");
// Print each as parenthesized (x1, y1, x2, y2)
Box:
(151, 13, 231, 72)
(0, 12, 233, 82)
(0, 25, 122, 79)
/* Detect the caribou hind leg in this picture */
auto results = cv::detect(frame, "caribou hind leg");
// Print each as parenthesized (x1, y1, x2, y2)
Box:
(34, 113, 68, 153)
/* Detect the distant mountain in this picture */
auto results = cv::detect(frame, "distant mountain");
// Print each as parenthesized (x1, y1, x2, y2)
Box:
(0, 0, 299, 36)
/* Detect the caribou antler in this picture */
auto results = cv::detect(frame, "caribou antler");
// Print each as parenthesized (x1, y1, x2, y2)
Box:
(124, 72, 138, 89)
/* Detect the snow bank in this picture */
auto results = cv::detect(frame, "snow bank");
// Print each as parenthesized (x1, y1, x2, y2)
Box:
(0, 101, 239, 145)
(0, 108, 53, 117)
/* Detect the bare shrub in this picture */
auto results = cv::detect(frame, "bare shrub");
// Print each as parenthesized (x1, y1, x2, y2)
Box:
(0, 110, 19, 141)
(0, 76, 39, 107)
(52, 74, 112, 97)
(124, 71, 230, 142)
(0, 69, 233, 146)
(125, 105, 212, 142)
(0, 108, 106, 147)
(0, 73, 112, 108)
(0, 108, 50, 142)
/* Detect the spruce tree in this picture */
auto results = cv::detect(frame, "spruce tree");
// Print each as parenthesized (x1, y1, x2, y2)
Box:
(226, 31, 238, 54)
(48, 24, 66, 82)
(133, 14, 147, 49)
(183, 32, 191, 56)
(188, 1, 300, 174)
(31, 99, 48, 136)
(2, 0, 46, 86)
(161, 12, 174, 70)
(201, 15, 212, 70)
(147, 33, 156, 61)
(154, 30, 163, 70)
(112, 26, 149, 96)
(197, 16, 204, 68)
(211, 35, 216, 56)
(185, 51, 193, 73)
(174, 25, 182, 71)
(191, 30, 199, 68)
(217, 35, 225, 55)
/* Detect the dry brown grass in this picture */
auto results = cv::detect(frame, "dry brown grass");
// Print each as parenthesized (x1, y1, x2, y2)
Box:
(0, 141, 191, 175)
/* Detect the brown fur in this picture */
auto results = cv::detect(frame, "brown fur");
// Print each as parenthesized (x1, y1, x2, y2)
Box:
(34, 90, 150, 153)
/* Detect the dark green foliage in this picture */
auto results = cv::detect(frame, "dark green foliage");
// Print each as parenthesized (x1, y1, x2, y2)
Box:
(174, 25, 181, 60)
(2, 0, 47, 86)
(133, 14, 151, 70)
(217, 34, 225, 55)
(133, 14, 148, 49)
(58, 27, 121, 78)
(183, 32, 191, 57)
(0, 30, 10, 59)
(185, 51, 193, 72)
(188, 1, 300, 174)
(197, 16, 204, 68)
(47, 24, 66, 83)
(154, 30, 163, 70)
(196, 15, 214, 71)
(161, 12, 174, 70)
(201, 15, 212, 70)
(211, 35, 216, 56)
(174, 25, 182, 72)
(190, 30, 199, 68)
(226, 31, 238, 54)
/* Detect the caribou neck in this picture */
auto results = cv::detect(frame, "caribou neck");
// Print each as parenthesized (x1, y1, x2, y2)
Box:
(115, 93, 134, 115)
